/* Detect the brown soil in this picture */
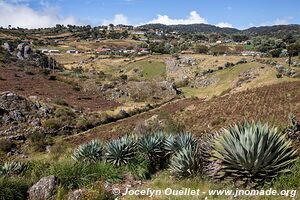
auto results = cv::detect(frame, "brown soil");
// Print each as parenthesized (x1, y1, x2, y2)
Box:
(0, 65, 120, 111)
(67, 81, 300, 145)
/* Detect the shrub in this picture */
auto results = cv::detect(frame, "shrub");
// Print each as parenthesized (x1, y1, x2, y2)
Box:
(276, 73, 283, 78)
(211, 122, 298, 187)
(48, 75, 57, 80)
(164, 132, 198, 155)
(24, 161, 50, 184)
(48, 161, 121, 190)
(169, 146, 204, 178)
(76, 117, 93, 131)
(42, 118, 61, 130)
(0, 161, 27, 177)
(138, 132, 167, 171)
(0, 177, 29, 200)
(72, 84, 81, 91)
(28, 131, 47, 152)
(0, 139, 14, 153)
(52, 98, 69, 106)
(106, 135, 137, 167)
(72, 139, 104, 163)
(54, 107, 75, 120)
(125, 155, 151, 180)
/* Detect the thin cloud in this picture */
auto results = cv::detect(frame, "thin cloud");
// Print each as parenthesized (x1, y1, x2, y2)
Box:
(260, 16, 293, 26)
(0, 1, 81, 28)
(102, 14, 129, 25)
(147, 11, 207, 25)
(216, 22, 233, 28)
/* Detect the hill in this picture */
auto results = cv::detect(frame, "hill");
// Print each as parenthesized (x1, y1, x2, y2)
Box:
(138, 23, 300, 38)
(68, 80, 300, 145)
(138, 23, 240, 34)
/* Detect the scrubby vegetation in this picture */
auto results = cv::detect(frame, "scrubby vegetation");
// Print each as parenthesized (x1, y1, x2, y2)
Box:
(0, 118, 299, 199)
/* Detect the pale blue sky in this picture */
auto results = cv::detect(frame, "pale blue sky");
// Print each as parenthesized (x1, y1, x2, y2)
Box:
(1, 0, 300, 29)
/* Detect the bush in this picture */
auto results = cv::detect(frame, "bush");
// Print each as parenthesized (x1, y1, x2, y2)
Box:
(138, 132, 167, 171)
(76, 117, 94, 131)
(48, 75, 57, 80)
(211, 122, 298, 187)
(72, 140, 104, 163)
(125, 155, 151, 180)
(0, 161, 27, 177)
(276, 73, 283, 78)
(54, 107, 75, 120)
(164, 132, 198, 155)
(48, 161, 121, 190)
(28, 132, 47, 152)
(169, 146, 204, 178)
(42, 118, 61, 130)
(52, 98, 69, 106)
(72, 84, 81, 91)
(24, 161, 50, 184)
(106, 135, 137, 167)
(0, 139, 14, 153)
(0, 177, 29, 200)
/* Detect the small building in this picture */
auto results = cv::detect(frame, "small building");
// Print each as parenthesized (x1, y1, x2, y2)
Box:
(181, 50, 195, 54)
(96, 47, 111, 54)
(131, 31, 145, 36)
(40, 49, 49, 53)
(48, 50, 60, 54)
(137, 48, 150, 55)
(66, 50, 78, 54)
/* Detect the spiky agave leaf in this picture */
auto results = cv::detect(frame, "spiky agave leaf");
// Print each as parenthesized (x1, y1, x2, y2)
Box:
(211, 121, 298, 186)
(1, 161, 27, 176)
(72, 139, 104, 163)
(169, 146, 204, 178)
(138, 132, 167, 170)
(164, 132, 198, 155)
(105, 134, 137, 167)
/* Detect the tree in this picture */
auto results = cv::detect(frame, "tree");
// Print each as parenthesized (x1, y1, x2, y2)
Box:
(193, 44, 209, 54)
(287, 42, 300, 66)
(231, 34, 249, 43)
(283, 34, 296, 45)
(269, 48, 283, 58)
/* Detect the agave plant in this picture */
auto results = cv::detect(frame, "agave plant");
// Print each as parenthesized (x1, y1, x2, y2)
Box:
(211, 121, 298, 186)
(105, 135, 137, 167)
(138, 132, 167, 170)
(169, 146, 204, 178)
(72, 139, 104, 163)
(164, 132, 198, 155)
(1, 161, 27, 176)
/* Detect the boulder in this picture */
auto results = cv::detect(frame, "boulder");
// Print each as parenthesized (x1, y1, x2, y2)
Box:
(2, 42, 12, 53)
(68, 189, 88, 200)
(28, 176, 58, 200)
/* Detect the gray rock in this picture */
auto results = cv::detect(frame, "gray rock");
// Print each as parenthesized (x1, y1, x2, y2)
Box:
(24, 45, 31, 58)
(0, 92, 52, 136)
(2, 42, 12, 53)
(28, 176, 58, 200)
(68, 189, 88, 200)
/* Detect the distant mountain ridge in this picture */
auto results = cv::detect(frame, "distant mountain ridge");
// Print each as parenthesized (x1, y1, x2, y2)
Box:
(137, 23, 300, 37)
